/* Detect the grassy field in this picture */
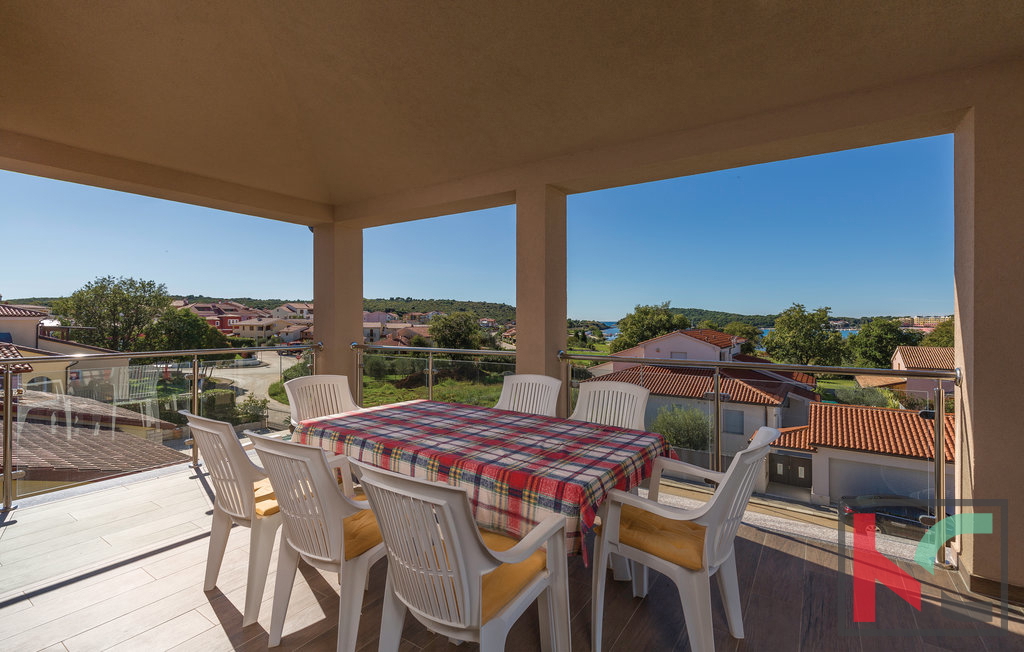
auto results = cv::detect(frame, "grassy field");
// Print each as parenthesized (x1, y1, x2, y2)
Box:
(361, 378, 502, 408)
(816, 377, 858, 390)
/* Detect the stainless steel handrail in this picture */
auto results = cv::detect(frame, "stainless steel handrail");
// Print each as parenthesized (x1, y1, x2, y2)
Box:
(556, 351, 960, 381)
(0, 342, 323, 509)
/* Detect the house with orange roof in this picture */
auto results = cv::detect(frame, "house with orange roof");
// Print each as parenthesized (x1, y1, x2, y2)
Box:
(891, 345, 955, 397)
(771, 401, 954, 506)
(588, 363, 818, 456)
(586, 329, 816, 455)
(590, 329, 746, 376)
(272, 302, 315, 319)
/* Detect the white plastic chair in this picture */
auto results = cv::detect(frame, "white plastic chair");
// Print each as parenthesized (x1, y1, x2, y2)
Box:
(570, 380, 650, 430)
(181, 411, 282, 627)
(493, 373, 562, 417)
(351, 460, 572, 652)
(250, 435, 386, 650)
(591, 426, 782, 652)
(283, 374, 359, 427)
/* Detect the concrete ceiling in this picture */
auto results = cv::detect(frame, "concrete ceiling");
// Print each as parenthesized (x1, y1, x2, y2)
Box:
(2, 1, 1024, 224)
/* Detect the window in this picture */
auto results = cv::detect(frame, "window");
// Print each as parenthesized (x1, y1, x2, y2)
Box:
(669, 351, 687, 360)
(723, 409, 744, 434)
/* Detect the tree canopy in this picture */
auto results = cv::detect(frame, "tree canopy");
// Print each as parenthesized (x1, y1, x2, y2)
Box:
(136, 308, 229, 353)
(762, 303, 845, 366)
(610, 303, 691, 352)
(649, 406, 710, 450)
(846, 318, 922, 368)
(429, 312, 483, 349)
(721, 321, 762, 354)
(921, 317, 954, 347)
(53, 276, 171, 351)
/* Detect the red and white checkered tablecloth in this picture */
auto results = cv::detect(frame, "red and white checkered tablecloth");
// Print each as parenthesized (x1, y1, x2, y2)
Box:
(293, 399, 671, 560)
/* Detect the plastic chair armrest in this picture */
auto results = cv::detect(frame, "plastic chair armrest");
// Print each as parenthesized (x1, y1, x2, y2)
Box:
(606, 488, 709, 523)
(488, 515, 566, 565)
(651, 457, 725, 487)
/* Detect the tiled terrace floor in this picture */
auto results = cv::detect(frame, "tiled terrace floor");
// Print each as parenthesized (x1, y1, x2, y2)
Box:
(1, 464, 1022, 651)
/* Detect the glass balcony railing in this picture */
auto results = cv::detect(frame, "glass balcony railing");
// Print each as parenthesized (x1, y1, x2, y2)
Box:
(4, 340, 958, 560)
(0, 343, 319, 507)
(559, 350, 958, 555)
(352, 344, 517, 408)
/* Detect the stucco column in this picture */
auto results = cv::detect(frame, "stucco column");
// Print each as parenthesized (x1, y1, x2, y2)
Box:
(312, 222, 363, 390)
(956, 90, 1024, 594)
(515, 185, 567, 387)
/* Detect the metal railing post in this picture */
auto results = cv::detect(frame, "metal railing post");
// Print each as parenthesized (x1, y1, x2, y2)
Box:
(934, 381, 947, 566)
(712, 367, 723, 472)
(560, 351, 572, 417)
(354, 344, 363, 406)
(427, 352, 435, 401)
(3, 366, 13, 510)
(190, 355, 200, 467)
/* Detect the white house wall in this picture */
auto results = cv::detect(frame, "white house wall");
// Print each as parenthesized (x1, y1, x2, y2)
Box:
(1, 319, 41, 348)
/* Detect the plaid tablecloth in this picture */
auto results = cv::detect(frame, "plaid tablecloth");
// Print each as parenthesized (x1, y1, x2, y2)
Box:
(293, 400, 671, 560)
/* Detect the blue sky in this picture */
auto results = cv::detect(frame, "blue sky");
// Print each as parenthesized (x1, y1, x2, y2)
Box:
(2, 135, 953, 321)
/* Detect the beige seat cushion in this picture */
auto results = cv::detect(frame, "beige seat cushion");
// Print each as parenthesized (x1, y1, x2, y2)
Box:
(478, 529, 547, 624)
(614, 504, 706, 571)
(252, 478, 367, 518)
(253, 478, 280, 517)
(343, 509, 383, 560)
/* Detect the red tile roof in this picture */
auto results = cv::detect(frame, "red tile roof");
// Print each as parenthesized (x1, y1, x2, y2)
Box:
(773, 402, 955, 462)
(732, 353, 816, 387)
(590, 364, 818, 406)
(13, 421, 188, 482)
(680, 329, 742, 348)
(0, 305, 46, 318)
(892, 346, 955, 370)
(0, 343, 33, 373)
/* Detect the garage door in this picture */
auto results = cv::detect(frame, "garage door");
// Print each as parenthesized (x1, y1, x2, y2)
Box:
(828, 458, 934, 502)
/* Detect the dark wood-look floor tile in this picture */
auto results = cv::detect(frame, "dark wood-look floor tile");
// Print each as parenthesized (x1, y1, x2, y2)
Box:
(736, 589, 803, 652)
(800, 568, 861, 652)
(747, 530, 806, 603)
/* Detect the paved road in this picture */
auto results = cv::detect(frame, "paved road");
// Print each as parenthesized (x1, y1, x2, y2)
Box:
(209, 351, 301, 427)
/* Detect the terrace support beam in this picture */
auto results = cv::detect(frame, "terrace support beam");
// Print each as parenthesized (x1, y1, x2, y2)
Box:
(313, 221, 363, 391)
(956, 83, 1024, 597)
(515, 185, 567, 412)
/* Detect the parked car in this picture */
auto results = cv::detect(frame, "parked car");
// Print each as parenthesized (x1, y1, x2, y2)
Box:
(840, 494, 934, 540)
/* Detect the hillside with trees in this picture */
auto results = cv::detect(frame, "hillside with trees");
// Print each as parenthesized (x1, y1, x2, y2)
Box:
(364, 298, 516, 323)
(667, 307, 777, 328)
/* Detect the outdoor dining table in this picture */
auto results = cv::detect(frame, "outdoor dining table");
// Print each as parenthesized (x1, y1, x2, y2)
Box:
(291, 399, 672, 562)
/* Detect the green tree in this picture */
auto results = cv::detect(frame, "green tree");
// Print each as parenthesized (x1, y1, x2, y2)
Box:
(649, 406, 711, 450)
(696, 319, 719, 330)
(53, 276, 171, 351)
(429, 312, 482, 349)
(136, 308, 229, 353)
(763, 303, 845, 366)
(846, 318, 923, 368)
(921, 317, 954, 347)
(610, 302, 691, 353)
(236, 394, 269, 425)
(364, 354, 389, 380)
(722, 321, 761, 354)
